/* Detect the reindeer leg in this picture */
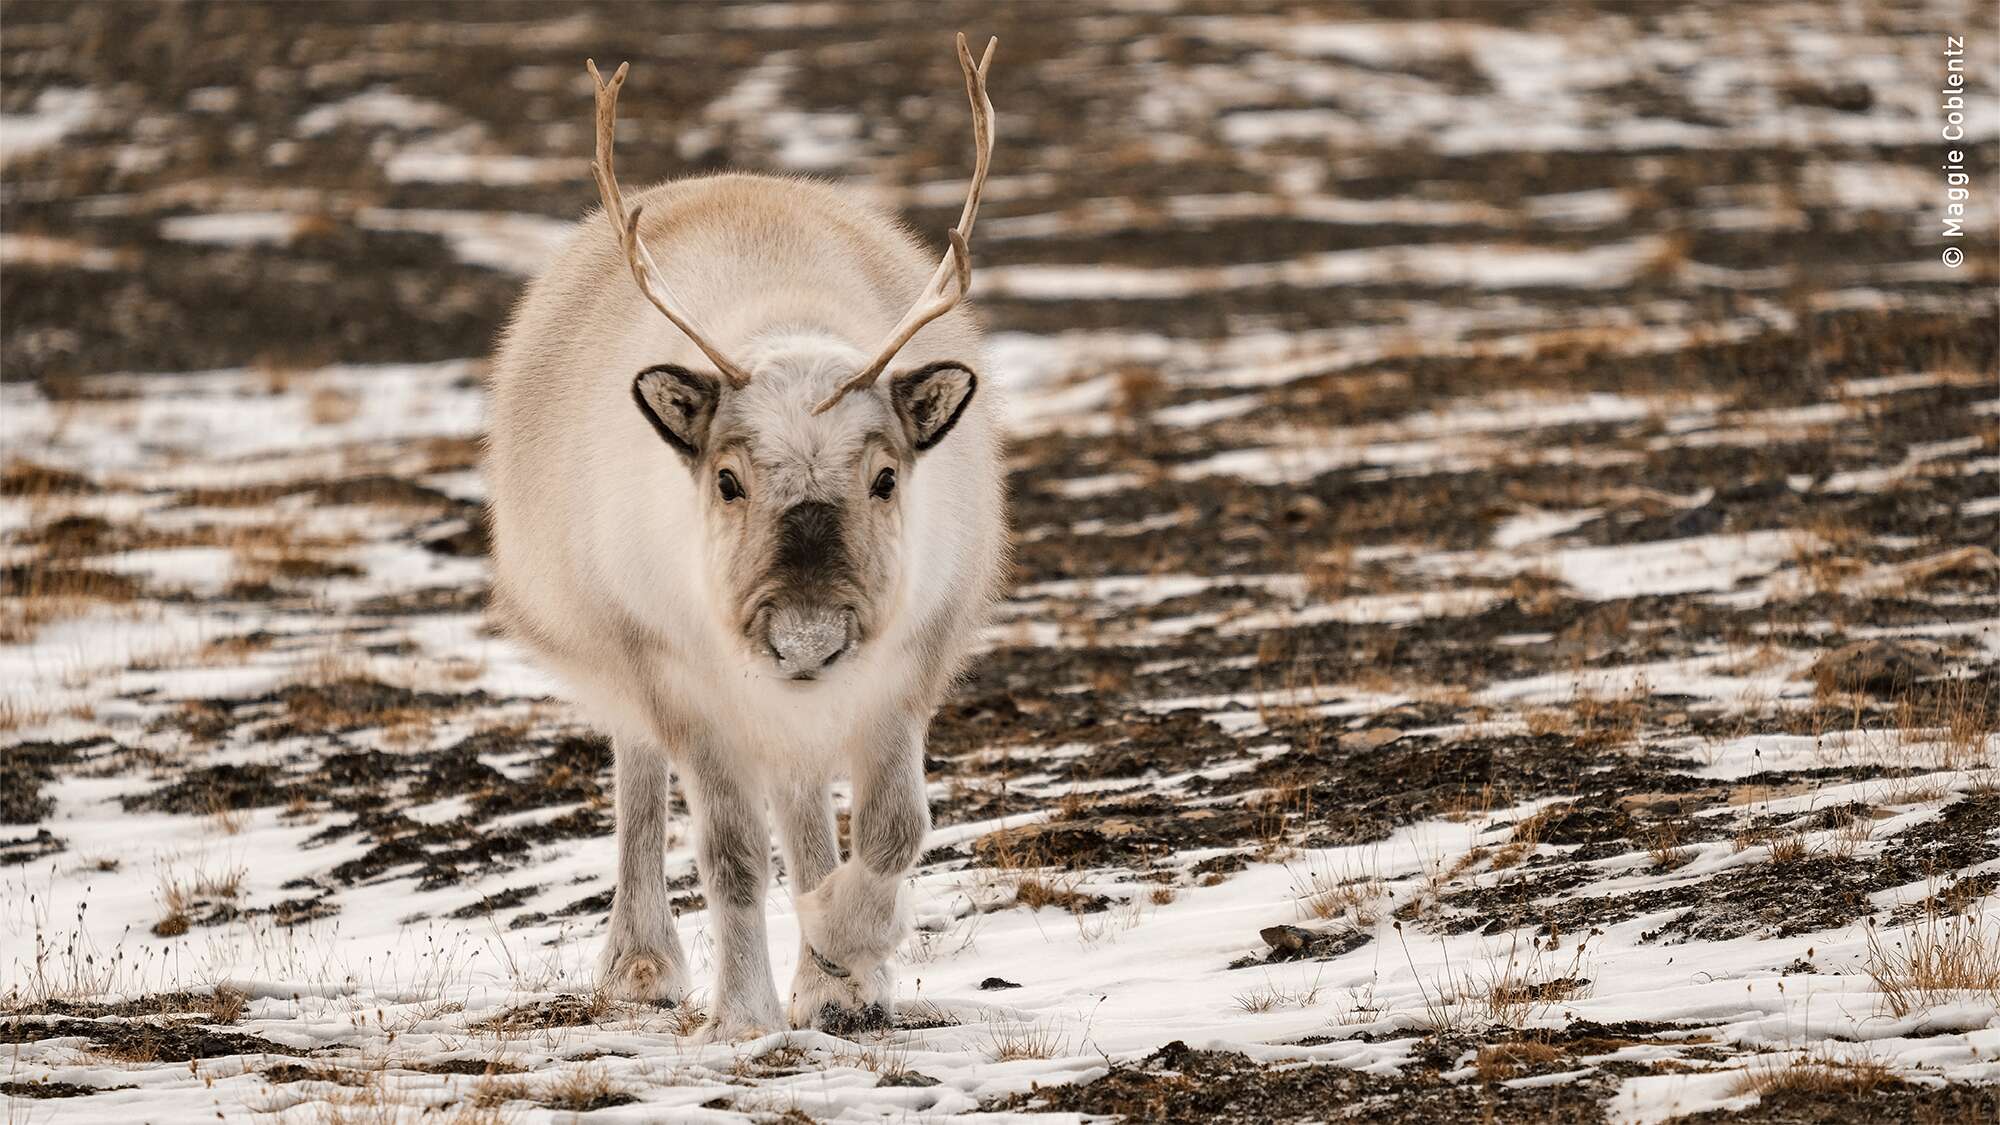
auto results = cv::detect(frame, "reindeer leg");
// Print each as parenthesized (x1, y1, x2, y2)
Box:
(795, 715, 927, 1026)
(774, 775, 865, 1029)
(601, 739, 691, 1005)
(683, 753, 784, 1039)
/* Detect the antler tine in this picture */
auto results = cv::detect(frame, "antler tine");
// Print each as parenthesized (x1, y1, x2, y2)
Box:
(587, 58, 629, 228)
(813, 33, 997, 415)
(951, 33, 997, 239)
(585, 59, 752, 387)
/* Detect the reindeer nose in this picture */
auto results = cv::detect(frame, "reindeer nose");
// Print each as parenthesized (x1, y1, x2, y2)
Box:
(766, 605, 855, 679)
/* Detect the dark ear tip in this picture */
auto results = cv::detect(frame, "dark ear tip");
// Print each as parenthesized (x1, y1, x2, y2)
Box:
(633, 363, 720, 460)
(893, 361, 978, 452)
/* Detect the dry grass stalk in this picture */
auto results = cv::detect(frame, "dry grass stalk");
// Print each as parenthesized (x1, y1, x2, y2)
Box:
(1013, 875, 1096, 913)
(473, 1065, 631, 1112)
(1474, 1039, 1562, 1081)
(1233, 971, 1324, 1014)
(154, 862, 246, 936)
(1730, 1052, 1897, 1099)
(1648, 818, 1695, 870)
(1766, 833, 1808, 865)
(984, 1019, 1070, 1061)
(1864, 907, 2000, 1017)
(1289, 860, 1387, 927)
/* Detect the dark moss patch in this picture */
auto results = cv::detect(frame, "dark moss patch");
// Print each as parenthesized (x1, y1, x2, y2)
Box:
(0, 1079, 133, 1098)
(404, 1057, 529, 1076)
(448, 884, 543, 920)
(814, 1002, 892, 1037)
(1675, 1082, 2000, 1123)
(991, 1040, 1611, 1123)
(0, 739, 104, 823)
(0, 827, 64, 867)
(0, 1017, 305, 1061)
(474, 995, 606, 1032)
(258, 1064, 369, 1086)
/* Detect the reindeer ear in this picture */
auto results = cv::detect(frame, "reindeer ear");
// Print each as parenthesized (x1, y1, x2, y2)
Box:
(632, 365, 720, 459)
(889, 361, 977, 452)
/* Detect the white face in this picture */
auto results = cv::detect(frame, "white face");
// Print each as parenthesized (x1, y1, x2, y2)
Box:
(629, 348, 978, 683)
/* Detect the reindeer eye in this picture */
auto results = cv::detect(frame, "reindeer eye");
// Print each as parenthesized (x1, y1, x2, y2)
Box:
(870, 467, 897, 500)
(717, 469, 745, 502)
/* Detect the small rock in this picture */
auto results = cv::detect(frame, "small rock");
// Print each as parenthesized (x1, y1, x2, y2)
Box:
(1338, 728, 1401, 752)
(977, 977, 1021, 991)
(1252, 923, 1371, 964)
(1283, 495, 1328, 525)
(1616, 789, 1723, 816)
(1259, 924, 1315, 954)
(878, 1071, 941, 1087)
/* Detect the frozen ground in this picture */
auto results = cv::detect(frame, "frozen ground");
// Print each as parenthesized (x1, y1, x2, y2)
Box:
(3, 1, 1997, 1122)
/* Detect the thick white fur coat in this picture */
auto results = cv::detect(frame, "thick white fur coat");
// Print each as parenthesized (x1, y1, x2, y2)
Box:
(483, 172, 1006, 1034)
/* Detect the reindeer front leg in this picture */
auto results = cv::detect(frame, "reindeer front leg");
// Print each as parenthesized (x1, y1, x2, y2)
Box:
(682, 753, 785, 1039)
(795, 718, 928, 1027)
(601, 740, 690, 1005)
(773, 776, 862, 1029)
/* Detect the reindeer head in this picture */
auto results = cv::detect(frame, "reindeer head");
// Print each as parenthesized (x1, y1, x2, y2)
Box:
(589, 37, 994, 682)
(629, 342, 976, 680)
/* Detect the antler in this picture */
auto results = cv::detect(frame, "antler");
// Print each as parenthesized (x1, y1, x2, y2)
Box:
(813, 33, 996, 415)
(587, 59, 753, 387)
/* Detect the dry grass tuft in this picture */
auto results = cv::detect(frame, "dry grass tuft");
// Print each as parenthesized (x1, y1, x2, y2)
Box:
(1508, 805, 1552, 847)
(1485, 971, 1590, 1022)
(0, 696, 59, 733)
(1013, 875, 1100, 913)
(1399, 923, 1595, 1034)
(1904, 673, 1998, 771)
(1788, 516, 1868, 598)
(1474, 1039, 1562, 1081)
(1525, 708, 1572, 738)
(984, 1019, 1070, 1062)
(1288, 859, 1386, 927)
(1766, 833, 1809, 865)
(1647, 818, 1694, 870)
(1731, 1053, 1898, 1099)
(1568, 681, 1645, 751)
(1233, 972, 1324, 1014)
(1864, 908, 2000, 1017)
(473, 1065, 633, 1112)
(661, 998, 709, 1038)
(153, 863, 246, 936)
(1303, 544, 1353, 600)
(0, 564, 142, 644)
(208, 985, 247, 1023)
(299, 1066, 516, 1125)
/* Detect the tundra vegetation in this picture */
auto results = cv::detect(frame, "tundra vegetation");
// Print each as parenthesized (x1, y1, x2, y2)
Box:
(2, 2, 1996, 1122)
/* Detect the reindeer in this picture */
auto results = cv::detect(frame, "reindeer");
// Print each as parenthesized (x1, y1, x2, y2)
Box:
(483, 35, 1006, 1037)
